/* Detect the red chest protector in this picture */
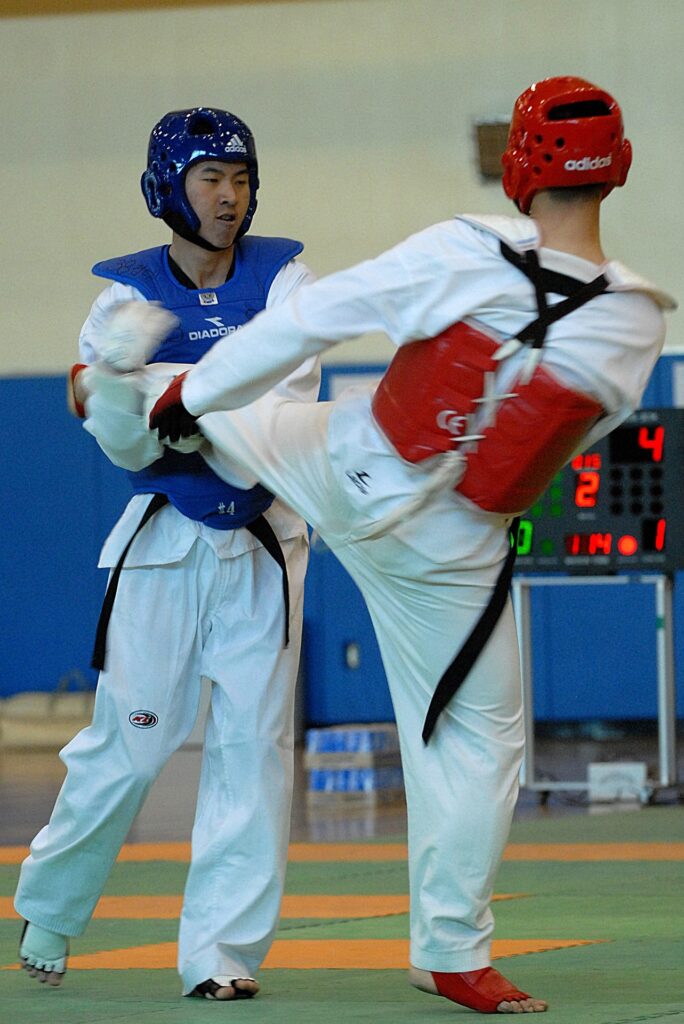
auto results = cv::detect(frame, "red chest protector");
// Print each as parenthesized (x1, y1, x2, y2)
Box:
(456, 363, 603, 513)
(371, 244, 609, 516)
(371, 320, 501, 462)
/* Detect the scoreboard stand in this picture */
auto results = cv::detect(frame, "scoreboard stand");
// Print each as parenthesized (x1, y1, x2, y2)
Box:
(512, 574, 678, 802)
(512, 408, 684, 802)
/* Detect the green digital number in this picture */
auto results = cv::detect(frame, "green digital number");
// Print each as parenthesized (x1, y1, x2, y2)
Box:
(516, 519, 533, 556)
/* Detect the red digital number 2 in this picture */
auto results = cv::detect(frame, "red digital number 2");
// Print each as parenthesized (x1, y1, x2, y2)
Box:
(575, 470, 600, 508)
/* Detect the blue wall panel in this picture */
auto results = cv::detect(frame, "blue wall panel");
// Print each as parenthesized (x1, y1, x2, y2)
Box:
(304, 544, 684, 723)
(301, 359, 684, 725)
(641, 352, 682, 408)
(4, 359, 684, 724)
(526, 582, 666, 719)
(0, 377, 130, 696)
(302, 543, 393, 724)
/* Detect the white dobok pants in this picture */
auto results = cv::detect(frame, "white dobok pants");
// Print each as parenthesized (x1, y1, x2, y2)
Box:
(15, 532, 308, 992)
(199, 394, 525, 973)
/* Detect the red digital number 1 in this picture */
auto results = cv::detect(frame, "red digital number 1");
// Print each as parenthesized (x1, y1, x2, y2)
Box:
(638, 425, 664, 462)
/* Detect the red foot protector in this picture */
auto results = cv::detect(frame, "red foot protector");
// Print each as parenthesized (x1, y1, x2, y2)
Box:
(431, 966, 530, 1013)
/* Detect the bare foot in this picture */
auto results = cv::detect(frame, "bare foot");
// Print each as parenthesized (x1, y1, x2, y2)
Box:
(190, 977, 260, 1000)
(19, 922, 68, 987)
(409, 965, 548, 1013)
(24, 965, 64, 987)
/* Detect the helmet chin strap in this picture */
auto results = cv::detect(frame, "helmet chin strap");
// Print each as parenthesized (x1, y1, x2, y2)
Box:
(163, 211, 232, 253)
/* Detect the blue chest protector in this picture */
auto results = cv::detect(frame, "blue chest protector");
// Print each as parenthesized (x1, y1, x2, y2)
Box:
(93, 236, 303, 529)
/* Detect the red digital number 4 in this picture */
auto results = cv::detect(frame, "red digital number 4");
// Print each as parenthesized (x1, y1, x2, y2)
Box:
(638, 425, 664, 462)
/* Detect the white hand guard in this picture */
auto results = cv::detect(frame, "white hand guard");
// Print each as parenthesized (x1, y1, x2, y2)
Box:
(80, 362, 203, 469)
(82, 362, 145, 415)
(81, 363, 163, 471)
(94, 300, 178, 372)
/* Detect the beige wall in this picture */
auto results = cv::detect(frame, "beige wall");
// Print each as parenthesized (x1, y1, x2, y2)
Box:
(2, 0, 682, 375)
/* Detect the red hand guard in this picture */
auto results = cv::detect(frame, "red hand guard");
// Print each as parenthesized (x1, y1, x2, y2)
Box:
(148, 371, 199, 443)
(149, 371, 187, 424)
(67, 363, 88, 418)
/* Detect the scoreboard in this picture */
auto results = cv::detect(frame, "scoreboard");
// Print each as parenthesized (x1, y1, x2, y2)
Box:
(514, 408, 684, 574)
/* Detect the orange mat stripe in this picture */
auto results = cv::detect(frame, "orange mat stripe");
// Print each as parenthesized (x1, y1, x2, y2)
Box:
(0, 891, 521, 921)
(2, 841, 682, 865)
(502, 843, 684, 861)
(0, 842, 404, 864)
(118, 842, 190, 862)
(263, 938, 600, 970)
(288, 843, 408, 862)
(1, 937, 600, 971)
(289, 894, 408, 916)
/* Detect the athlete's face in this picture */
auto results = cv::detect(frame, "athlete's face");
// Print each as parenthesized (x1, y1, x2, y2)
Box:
(184, 160, 250, 249)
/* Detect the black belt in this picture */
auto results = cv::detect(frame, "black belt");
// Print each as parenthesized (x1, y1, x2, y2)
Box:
(421, 247, 610, 742)
(244, 513, 291, 648)
(422, 518, 519, 743)
(92, 494, 289, 672)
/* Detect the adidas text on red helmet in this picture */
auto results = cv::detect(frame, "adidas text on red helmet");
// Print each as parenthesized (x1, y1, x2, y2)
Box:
(501, 76, 632, 214)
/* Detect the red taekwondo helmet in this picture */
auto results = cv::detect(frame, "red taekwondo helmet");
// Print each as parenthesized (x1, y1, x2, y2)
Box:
(502, 76, 632, 214)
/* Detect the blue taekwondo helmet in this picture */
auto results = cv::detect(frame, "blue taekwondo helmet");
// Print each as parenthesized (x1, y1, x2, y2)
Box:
(141, 107, 259, 249)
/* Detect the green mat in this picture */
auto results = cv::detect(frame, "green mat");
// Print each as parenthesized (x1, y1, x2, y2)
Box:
(1, 806, 682, 1023)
